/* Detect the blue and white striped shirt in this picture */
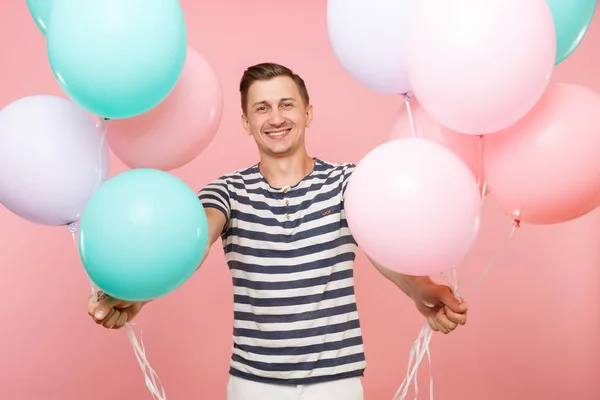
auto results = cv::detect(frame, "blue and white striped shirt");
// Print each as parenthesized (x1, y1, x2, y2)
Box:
(197, 158, 365, 385)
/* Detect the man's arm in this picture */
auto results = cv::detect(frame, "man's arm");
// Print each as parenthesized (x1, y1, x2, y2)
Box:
(367, 256, 468, 334)
(197, 207, 227, 270)
(368, 256, 433, 302)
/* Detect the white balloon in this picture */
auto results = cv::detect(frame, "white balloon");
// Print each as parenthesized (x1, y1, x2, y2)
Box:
(0, 95, 110, 226)
(327, 0, 417, 95)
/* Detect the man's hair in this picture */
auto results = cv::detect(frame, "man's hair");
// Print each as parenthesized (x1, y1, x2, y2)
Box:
(239, 62, 310, 114)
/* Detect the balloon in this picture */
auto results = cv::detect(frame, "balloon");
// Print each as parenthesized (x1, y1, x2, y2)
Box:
(0, 95, 109, 226)
(483, 83, 600, 225)
(345, 138, 481, 276)
(406, 0, 556, 135)
(46, 0, 187, 119)
(106, 47, 223, 171)
(78, 169, 208, 301)
(26, 0, 53, 35)
(547, 0, 597, 65)
(327, 0, 417, 94)
(390, 98, 482, 185)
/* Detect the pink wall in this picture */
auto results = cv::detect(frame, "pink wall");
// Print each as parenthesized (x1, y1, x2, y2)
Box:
(0, 1, 598, 399)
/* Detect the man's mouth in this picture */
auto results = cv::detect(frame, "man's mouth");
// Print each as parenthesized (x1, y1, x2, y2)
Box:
(264, 128, 291, 138)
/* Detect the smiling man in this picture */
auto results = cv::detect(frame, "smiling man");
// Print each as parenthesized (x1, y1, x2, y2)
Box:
(87, 62, 468, 400)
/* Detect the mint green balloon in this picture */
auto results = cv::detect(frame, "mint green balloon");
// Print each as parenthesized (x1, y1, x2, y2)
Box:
(26, 0, 53, 35)
(46, 0, 187, 119)
(546, 0, 597, 65)
(78, 169, 208, 302)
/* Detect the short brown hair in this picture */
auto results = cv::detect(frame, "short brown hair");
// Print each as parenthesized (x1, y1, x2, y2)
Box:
(239, 62, 310, 114)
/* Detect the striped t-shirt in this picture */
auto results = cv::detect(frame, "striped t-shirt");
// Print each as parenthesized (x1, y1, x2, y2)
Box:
(197, 158, 366, 385)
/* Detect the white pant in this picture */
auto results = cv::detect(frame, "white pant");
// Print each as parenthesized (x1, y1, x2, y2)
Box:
(226, 375, 364, 400)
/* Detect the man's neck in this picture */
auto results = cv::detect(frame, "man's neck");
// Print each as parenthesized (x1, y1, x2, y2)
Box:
(259, 151, 314, 189)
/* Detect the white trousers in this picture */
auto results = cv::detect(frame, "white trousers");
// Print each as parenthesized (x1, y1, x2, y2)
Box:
(226, 375, 364, 400)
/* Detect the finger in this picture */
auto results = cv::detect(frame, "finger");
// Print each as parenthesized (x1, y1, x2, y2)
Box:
(102, 310, 121, 329)
(93, 296, 121, 321)
(95, 308, 115, 325)
(445, 305, 467, 325)
(86, 291, 109, 316)
(433, 318, 449, 334)
(113, 311, 129, 329)
(426, 317, 439, 332)
(434, 309, 458, 333)
(87, 295, 98, 317)
(438, 286, 468, 314)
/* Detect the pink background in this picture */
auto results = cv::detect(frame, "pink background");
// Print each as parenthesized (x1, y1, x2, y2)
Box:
(0, 1, 598, 399)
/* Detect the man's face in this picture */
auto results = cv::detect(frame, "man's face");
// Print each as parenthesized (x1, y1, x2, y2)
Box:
(242, 76, 312, 157)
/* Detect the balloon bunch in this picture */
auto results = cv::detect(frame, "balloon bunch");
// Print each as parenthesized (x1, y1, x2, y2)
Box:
(329, 0, 599, 398)
(0, 1, 224, 398)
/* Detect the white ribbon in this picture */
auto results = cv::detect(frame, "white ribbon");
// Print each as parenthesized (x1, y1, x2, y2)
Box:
(403, 94, 417, 139)
(392, 221, 519, 400)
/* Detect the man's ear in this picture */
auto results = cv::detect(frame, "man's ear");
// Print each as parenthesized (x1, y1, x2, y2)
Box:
(241, 113, 252, 135)
(305, 104, 313, 128)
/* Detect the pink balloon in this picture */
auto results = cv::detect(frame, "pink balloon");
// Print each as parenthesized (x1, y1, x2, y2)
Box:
(390, 98, 481, 183)
(405, 0, 556, 135)
(107, 47, 223, 171)
(483, 83, 600, 225)
(345, 138, 481, 276)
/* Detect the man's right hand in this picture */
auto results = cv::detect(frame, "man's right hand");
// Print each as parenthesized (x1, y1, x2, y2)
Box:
(87, 292, 145, 329)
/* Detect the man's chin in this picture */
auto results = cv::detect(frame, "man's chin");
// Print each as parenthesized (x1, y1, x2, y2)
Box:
(261, 146, 295, 158)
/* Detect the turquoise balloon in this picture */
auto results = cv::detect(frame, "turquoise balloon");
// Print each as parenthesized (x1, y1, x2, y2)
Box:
(78, 169, 208, 301)
(546, 0, 597, 65)
(26, 0, 53, 35)
(46, 0, 187, 119)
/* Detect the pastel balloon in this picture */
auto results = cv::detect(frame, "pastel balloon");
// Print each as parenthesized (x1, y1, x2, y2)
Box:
(0, 95, 109, 226)
(106, 47, 223, 171)
(345, 138, 481, 276)
(78, 169, 209, 301)
(483, 83, 600, 225)
(547, 0, 597, 65)
(406, 0, 556, 135)
(46, 0, 187, 119)
(327, 0, 417, 94)
(26, 0, 53, 35)
(390, 98, 481, 184)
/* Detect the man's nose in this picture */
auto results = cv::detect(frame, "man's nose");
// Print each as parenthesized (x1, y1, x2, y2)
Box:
(268, 109, 285, 126)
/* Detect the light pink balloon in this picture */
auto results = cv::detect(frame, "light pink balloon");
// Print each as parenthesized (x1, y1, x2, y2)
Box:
(483, 83, 600, 225)
(390, 99, 481, 183)
(405, 0, 556, 135)
(107, 47, 223, 171)
(345, 138, 481, 276)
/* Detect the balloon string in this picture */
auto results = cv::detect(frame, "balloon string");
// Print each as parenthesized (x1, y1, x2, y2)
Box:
(393, 220, 519, 400)
(68, 223, 168, 399)
(477, 135, 483, 189)
(461, 220, 519, 298)
(477, 135, 487, 200)
(95, 118, 109, 191)
(71, 119, 168, 399)
(403, 94, 417, 138)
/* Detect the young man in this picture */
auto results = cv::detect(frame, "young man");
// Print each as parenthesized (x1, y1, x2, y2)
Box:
(87, 63, 468, 399)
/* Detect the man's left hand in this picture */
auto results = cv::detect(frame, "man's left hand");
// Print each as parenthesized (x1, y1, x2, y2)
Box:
(412, 282, 468, 334)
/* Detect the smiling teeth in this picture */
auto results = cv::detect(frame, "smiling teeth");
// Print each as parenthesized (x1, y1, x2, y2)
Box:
(267, 130, 288, 136)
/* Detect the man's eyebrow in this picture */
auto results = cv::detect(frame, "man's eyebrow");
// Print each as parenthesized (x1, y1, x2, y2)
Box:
(252, 97, 297, 107)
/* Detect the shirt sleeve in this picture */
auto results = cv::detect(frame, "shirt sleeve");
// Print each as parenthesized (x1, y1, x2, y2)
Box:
(197, 176, 231, 223)
(341, 163, 356, 200)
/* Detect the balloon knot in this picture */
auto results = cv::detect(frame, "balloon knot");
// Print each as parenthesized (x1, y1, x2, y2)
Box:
(513, 219, 521, 228)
